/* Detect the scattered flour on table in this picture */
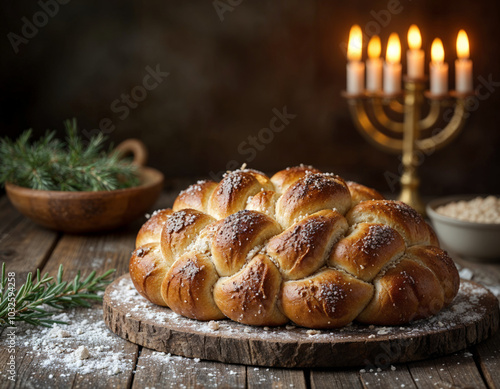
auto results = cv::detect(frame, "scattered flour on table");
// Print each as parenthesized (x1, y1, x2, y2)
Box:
(111, 275, 496, 343)
(0, 309, 134, 377)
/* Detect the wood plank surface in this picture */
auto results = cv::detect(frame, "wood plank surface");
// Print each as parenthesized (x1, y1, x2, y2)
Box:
(476, 331, 500, 389)
(310, 369, 363, 389)
(41, 229, 136, 278)
(246, 366, 306, 389)
(358, 365, 417, 389)
(0, 208, 143, 388)
(0, 216, 59, 286)
(407, 350, 487, 389)
(0, 197, 23, 236)
(0, 308, 139, 389)
(132, 347, 246, 389)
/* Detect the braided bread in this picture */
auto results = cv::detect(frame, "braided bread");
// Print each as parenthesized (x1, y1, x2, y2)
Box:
(130, 166, 459, 329)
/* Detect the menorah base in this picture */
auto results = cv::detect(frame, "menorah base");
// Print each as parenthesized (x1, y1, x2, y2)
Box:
(398, 172, 426, 216)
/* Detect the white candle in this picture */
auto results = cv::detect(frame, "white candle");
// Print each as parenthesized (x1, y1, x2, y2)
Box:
(406, 25, 425, 79)
(366, 35, 382, 92)
(346, 25, 365, 94)
(455, 29, 473, 93)
(384, 33, 402, 94)
(347, 61, 365, 94)
(430, 38, 448, 95)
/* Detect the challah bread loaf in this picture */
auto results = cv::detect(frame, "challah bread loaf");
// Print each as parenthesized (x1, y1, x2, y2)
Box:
(129, 165, 459, 329)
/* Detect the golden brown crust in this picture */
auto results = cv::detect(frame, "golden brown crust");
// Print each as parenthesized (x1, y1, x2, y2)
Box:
(346, 181, 385, 206)
(426, 223, 440, 246)
(404, 245, 459, 306)
(346, 200, 431, 246)
(136, 209, 173, 248)
(207, 171, 264, 220)
(173, 180, 218, 213)
(239, 169, 274, 191)
(160, 209, 216, 267)
(214, 254, 287, 326)
(246, 190, 280, 218)
(211, 210, 282, 277)
(162, 252, 225, 320)
(267, 210, 348, 280)
(270, 165, 321, 194)
(281, 269, 374, 328)
(275, 173, 352, 228)
(329, 223, 405, 282)
(129, 242, 170, 306)
(357, 258, 444, 325)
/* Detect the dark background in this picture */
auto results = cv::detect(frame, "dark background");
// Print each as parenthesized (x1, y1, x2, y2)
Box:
(1, 0, 499, 197)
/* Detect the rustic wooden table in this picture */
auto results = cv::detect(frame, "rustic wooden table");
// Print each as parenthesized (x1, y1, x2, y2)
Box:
(0, 187, 499, 389)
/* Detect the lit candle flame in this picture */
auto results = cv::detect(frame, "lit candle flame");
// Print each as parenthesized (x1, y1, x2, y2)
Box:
(368, 36, 381, 59)
(408, 25, 422, 50)
(348, 25, 363, 61)
(386, 33, 401, 63)
(431, 38, 445, 63)
(457, 29, 470, 59)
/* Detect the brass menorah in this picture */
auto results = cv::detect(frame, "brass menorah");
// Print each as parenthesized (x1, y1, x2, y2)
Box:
(343, 80, 471, 215)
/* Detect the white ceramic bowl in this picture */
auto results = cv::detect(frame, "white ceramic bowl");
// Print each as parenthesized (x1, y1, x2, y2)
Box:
(427, 195, 500, 260)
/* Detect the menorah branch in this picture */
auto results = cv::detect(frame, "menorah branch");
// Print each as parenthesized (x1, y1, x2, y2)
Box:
(372, 98, 404, 133)
(416, 98, 468, 152)
(418, 100, 442, 131)
(346, 98, 402, 154)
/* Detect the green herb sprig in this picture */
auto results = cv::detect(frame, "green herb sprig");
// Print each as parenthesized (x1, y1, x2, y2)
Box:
(0, 119, 140, 191)
(0, 263, 115, 327)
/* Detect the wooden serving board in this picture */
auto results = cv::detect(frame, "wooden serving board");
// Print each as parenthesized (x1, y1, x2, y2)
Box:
(103, 274, 499, 368)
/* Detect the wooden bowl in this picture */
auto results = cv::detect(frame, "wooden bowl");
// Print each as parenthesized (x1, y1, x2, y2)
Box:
(5, 139, 164, 233)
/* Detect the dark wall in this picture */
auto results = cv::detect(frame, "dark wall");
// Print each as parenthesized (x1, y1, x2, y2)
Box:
(1, 0, 499, 196)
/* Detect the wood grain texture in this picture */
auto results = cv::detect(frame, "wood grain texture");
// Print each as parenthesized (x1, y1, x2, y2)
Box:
(0, 308, 138, 389)
(0, 197, 23, 235)
(41, 230, 135, 278)
(0, 214, 59, 286)
(475, 331, 500, 389)
(359, 365, 417, 389)
(132, 347, 246, 389)
(407, 350, 487, 389)
(0, 214, 140, 389)
(247, 367, 306, 389)
(310, 369, 363, 389)
(104, 274, 500, 368)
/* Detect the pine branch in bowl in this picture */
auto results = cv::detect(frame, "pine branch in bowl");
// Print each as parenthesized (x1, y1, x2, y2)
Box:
(0, 118, 140, 191)
(1, 119, 163, 232)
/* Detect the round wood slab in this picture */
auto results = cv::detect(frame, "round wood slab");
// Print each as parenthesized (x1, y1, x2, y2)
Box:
(103, 274, 499, 368)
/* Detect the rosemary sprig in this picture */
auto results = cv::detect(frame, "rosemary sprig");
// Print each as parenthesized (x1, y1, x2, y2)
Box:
(0, 118, 140, 191)
(0, 263, 115, 327)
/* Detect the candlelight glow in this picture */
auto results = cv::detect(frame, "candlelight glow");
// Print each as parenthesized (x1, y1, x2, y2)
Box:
(457, 29, 470, 59)
(386, 33, 401, 63)
(368, 36, 381, 59)
(408, 25, 422, 50)
(431, 38, 445, 63)
(348, 25, 363, 61)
